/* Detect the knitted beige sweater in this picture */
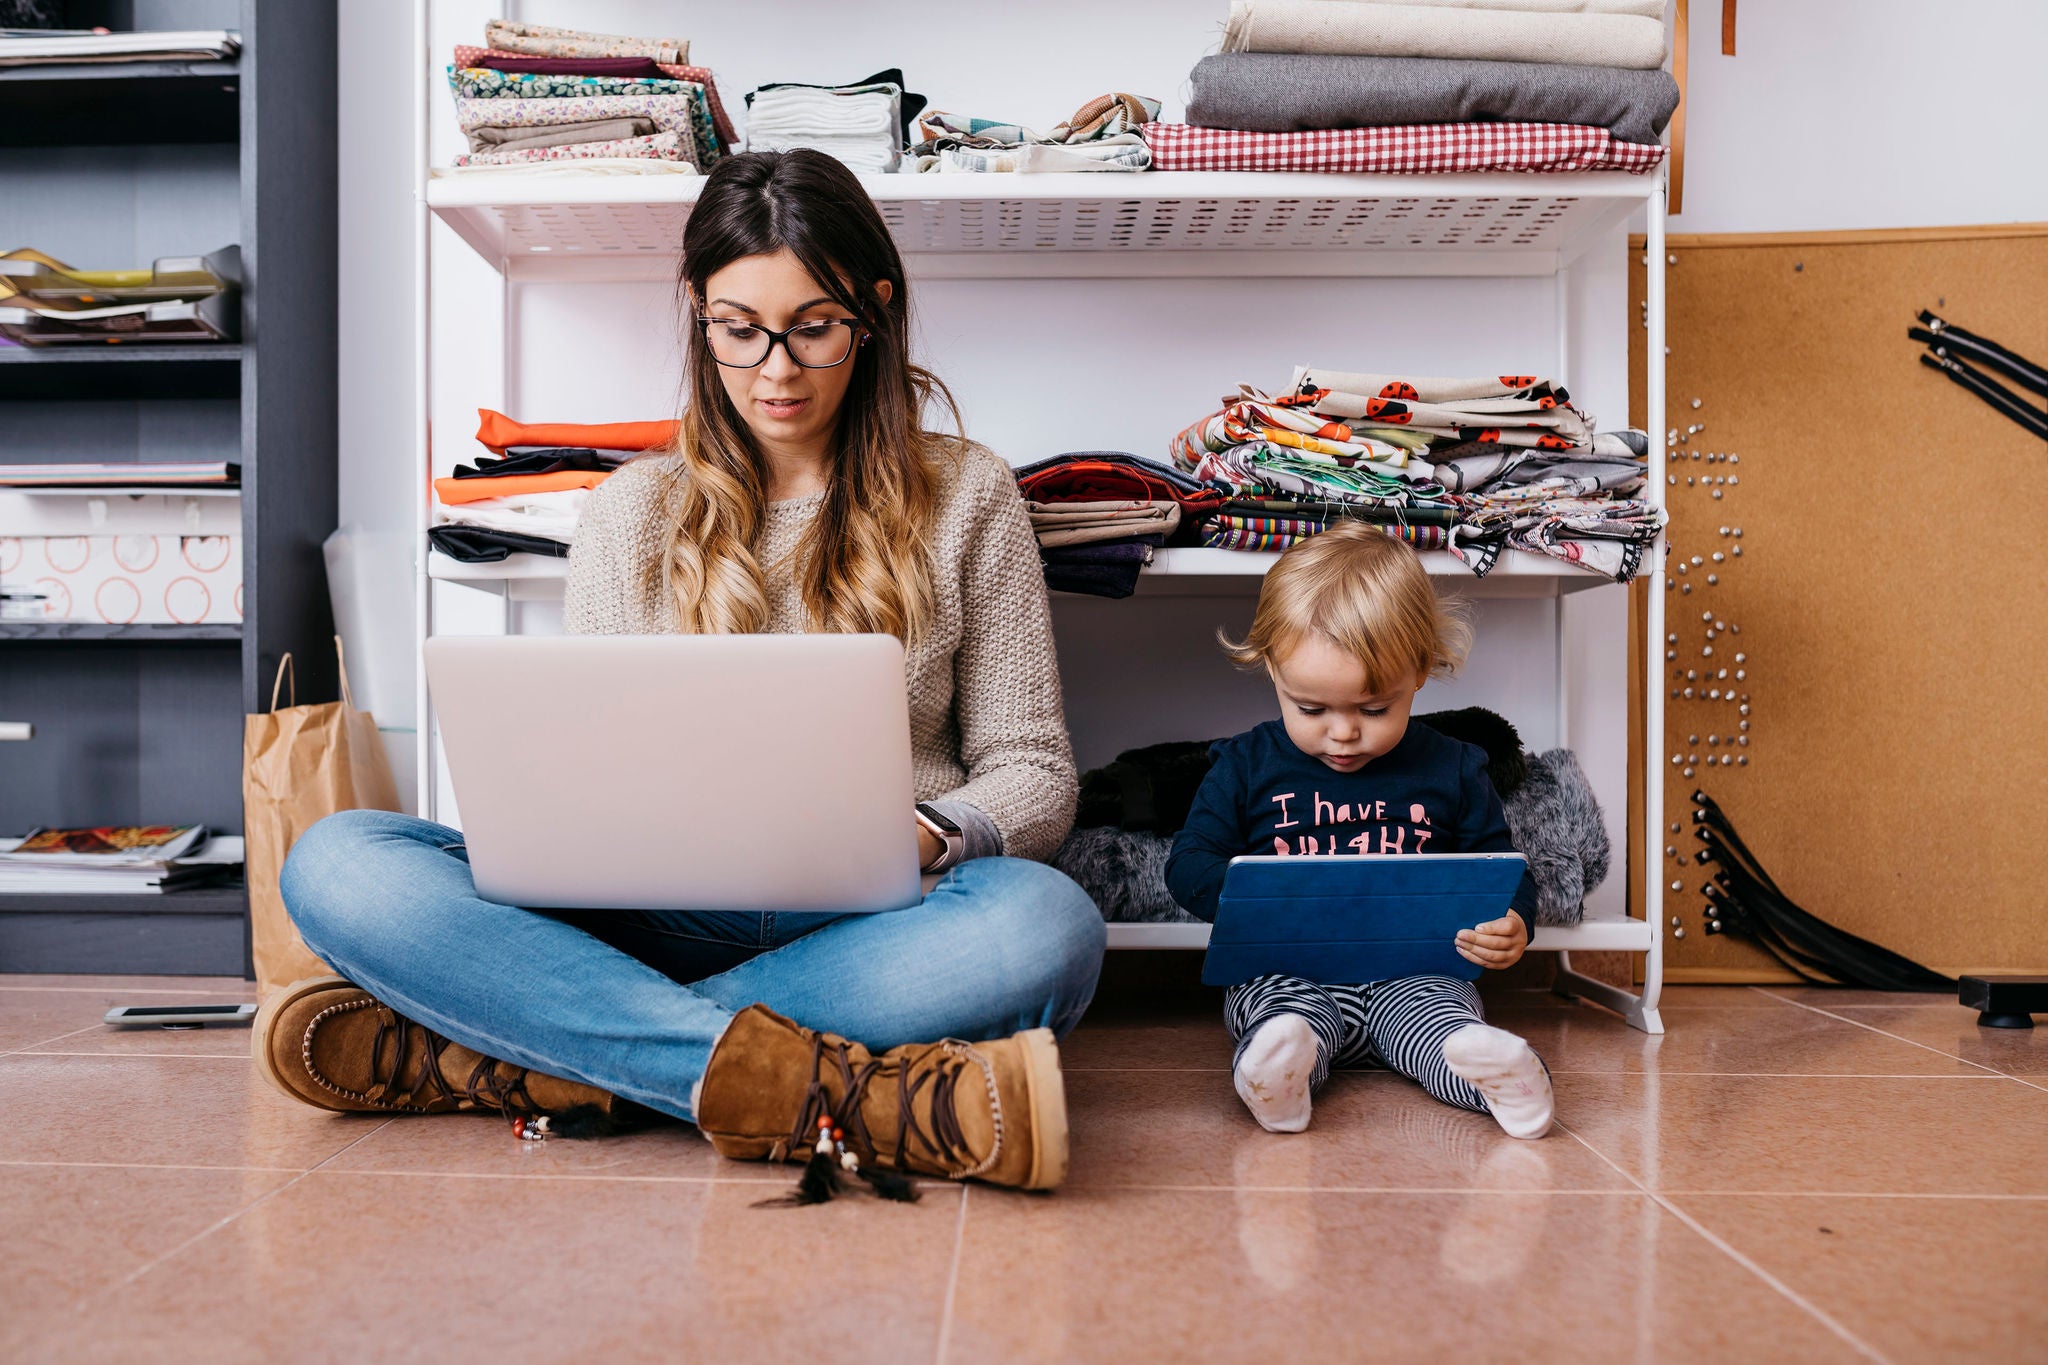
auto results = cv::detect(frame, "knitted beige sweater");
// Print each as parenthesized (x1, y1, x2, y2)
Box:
(563, 442, 1078, 862)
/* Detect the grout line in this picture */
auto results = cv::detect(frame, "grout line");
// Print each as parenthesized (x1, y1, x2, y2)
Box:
(1551, 1118, 1891, 1364)
(1765, 993, 2013, 1078)
(18, 1049, 249, 1059)
(0, 1159, 309, 1173)
(88, 1117, 398, 1304)
(932, 1184, 969, 1365)
(0, 984, 251, 996)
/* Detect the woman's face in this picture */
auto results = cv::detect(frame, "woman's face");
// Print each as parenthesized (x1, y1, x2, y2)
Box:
(695, 247, 887, 457)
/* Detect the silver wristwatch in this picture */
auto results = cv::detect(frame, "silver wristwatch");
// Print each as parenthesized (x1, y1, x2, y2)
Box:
(914, 802, 965, 872)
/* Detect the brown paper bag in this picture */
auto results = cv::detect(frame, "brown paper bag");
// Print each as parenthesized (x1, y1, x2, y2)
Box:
(243, 637, 401, 998)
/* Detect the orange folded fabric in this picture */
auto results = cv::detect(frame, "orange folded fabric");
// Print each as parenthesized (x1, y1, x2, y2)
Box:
(474, 408, 678, 455)
(434, 470, 612, 504)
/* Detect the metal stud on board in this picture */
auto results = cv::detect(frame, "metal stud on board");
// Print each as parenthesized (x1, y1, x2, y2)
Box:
(1674, 926, 1686, 939)
(1681, 583, 1692, 593)
(1734, 652, 1746, 663)
(1707, 574, 1719, 584)
(1712, 489, 1723, 499)
(1682, 767, 1694, 778)
(1736, 669, 1747, 680)
(1733, 545, 1743, 556)
(1712, 551, 1725, 562)
(1691, 398, 1702, 409)
(1738, 755, 1748, 766)
(1738, 735, 1749, 746)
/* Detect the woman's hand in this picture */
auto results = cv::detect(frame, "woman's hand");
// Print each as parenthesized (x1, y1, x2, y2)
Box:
(1456, 909, 1528, 970)
(916, 818, 945, 871)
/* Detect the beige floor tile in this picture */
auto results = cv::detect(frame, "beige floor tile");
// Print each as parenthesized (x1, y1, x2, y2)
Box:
(1558, 1072, 2048, 1195)
(1672, 1194, 2048, 1365)
(1760, 987, 1961, 1009)
(10, 1171, 960, 1365)
(946, 1188, 1866, 1364)
(0, 986, 252, 1054)
(0, 1164, 293, 1355)
(1060, 1019, 1231, 1071)
(1064, 1067, 1633, 1192)
(1581, 984, 1798, 1009)
(1491, 1000, 1983, 1076)
(319, 1109, 778, 1182)
(1805, 1004, 2048, 1076)
(0, 1055, 381, 1171)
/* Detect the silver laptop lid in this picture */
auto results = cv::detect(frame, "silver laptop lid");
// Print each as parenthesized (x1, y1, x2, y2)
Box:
(425, 633, 921, 913)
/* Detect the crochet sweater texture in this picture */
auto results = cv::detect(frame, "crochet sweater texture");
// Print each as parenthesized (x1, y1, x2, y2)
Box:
(563, 442, 1078, 862)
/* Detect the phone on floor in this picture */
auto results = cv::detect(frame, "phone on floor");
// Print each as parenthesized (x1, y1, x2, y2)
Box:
(103, 1003, 256, 1029)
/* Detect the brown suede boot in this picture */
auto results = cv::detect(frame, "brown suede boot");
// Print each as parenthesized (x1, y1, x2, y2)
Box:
(694, 1005, 1069, 1191)
(253, 975, 622, 1121)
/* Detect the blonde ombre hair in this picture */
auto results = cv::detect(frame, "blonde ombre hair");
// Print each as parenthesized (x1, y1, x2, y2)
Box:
(1222, 522, 1471, 691)
(648, 150, 957, 641)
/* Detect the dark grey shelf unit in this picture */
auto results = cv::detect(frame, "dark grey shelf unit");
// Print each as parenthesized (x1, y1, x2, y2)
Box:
(0, 1, 337, 976)
(0, 622, 242, 641)
(0, 886, 248, 975)
(0, 345, 242, 400)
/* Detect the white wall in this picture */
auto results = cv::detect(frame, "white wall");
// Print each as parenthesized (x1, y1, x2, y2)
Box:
(1670, 0, 2048, 233)
(336, 0, 2047, 893)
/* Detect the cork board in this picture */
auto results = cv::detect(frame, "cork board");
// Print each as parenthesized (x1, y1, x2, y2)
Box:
(1627, 225, 2048, 981)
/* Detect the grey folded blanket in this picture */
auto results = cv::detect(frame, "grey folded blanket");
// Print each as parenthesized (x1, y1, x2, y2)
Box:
(1186, 51, 1680, 146)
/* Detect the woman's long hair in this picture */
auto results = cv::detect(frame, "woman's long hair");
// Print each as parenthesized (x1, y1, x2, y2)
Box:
(652, 149, 957, 641)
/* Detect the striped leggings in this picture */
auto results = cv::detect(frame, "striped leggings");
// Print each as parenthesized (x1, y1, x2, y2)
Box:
(1223, 974, 1498, 1113)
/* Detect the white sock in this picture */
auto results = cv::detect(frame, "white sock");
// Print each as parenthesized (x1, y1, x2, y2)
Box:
(1233, 1014, 1321, 1133)
(1441, 1023, 1553, 1140)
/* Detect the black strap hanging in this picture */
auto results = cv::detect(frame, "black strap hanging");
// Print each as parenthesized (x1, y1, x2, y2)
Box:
(1690, 790, 1954, 993)
(1908, 311, 2048, 442)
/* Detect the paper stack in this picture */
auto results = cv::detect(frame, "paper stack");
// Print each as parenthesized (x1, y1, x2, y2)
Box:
(0, 825, 243, 896)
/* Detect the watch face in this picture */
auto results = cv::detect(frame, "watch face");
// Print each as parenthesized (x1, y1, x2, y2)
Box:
(916, 804, 962, 836)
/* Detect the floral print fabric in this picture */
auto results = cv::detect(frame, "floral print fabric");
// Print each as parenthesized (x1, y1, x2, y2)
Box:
(452, 90, 718, 175)
(452, 132, 692, 168)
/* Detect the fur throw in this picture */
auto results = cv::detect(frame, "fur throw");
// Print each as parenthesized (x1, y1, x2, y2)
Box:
(1052, 715, 1609, 928)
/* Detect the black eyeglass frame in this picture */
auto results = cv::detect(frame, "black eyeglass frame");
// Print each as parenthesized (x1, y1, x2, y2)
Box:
(693, 316, 867, 369)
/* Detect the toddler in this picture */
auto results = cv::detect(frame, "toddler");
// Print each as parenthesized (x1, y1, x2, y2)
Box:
(1165, 522, 1553, 1139)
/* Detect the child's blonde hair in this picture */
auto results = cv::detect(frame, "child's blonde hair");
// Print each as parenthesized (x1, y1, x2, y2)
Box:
(1221, 522, 1471, 691)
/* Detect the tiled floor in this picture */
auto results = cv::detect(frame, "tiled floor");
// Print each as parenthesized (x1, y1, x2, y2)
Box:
(2, 971, 2045, 1364)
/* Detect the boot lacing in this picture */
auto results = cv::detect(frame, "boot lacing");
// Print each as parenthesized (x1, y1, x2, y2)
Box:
(301, 998, 544, 1115)
(788, 1034, 1005, 1182)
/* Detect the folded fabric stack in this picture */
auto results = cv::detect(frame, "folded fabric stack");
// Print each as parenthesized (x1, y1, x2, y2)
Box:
(1170, 368, 1663, 580)
(441, 19, 733, 175)
(429, 409, 677, 563)
(0, 246, 238, 347)
(745, 69, 926, 174)
(1013, 453, 1228, 598)
(908, 94, 1161, 174)
(1147, 0, 1676, 175)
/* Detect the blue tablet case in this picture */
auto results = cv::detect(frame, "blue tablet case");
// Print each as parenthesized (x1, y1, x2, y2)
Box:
(1200, 853, 1528, 987)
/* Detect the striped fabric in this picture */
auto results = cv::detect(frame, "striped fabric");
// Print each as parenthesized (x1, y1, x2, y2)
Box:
(1200, 515, 1448, 553)
(1224, 973, 1497, 1112)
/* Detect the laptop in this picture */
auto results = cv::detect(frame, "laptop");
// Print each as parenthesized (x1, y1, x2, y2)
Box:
(1200, 852, 1529, 987)
(424, 634, 923, 913)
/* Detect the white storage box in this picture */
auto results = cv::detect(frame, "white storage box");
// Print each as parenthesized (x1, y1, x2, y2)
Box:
(0, 490, 242, 625)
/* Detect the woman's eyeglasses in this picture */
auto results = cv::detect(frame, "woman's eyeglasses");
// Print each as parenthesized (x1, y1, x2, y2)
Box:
(696, 317, 864, 369)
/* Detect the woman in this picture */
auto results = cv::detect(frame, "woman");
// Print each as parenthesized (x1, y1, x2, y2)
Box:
(258, 150, 1104, 1193)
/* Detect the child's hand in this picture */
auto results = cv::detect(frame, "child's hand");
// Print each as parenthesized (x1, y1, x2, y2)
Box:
(1456, 909, 1528, 969)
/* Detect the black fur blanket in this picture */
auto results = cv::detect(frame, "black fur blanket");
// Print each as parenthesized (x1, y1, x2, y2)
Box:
(1052, 710, 1608, 928)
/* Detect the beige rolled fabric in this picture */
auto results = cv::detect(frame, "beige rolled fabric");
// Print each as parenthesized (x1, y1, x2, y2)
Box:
(1223, 1, 1670, 69)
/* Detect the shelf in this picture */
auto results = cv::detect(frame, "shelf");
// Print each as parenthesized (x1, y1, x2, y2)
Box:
(428, 551, 568, 582)
(0, 57, 239, 146)
(0, 344, 241, 401)
(428, 171, 1655, 281)
(0, 622, 240, 642)
(1105, 910, 1656, 953)
(427, 546, 1619, 598)
(0, 884, 245, 917)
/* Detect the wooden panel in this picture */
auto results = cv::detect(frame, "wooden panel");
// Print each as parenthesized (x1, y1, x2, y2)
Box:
(1630, 225, 2048, 979)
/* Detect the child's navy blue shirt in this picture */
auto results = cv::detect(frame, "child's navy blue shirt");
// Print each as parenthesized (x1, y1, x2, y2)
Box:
(1164, 719, 1540, 926)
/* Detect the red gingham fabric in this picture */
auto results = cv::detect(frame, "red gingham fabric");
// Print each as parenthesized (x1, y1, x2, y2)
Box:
(1139, 122, 1665, 175)
(453, 44, 738, 151)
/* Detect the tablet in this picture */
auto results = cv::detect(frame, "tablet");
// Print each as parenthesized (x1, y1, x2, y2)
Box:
(1200, 852, 1528, 988)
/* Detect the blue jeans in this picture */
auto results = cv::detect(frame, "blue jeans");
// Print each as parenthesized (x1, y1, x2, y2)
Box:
(281, 809, 1107, 1124)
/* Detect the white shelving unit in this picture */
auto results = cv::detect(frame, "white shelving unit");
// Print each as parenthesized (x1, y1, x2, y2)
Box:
(416, 110, 1667, 1032)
